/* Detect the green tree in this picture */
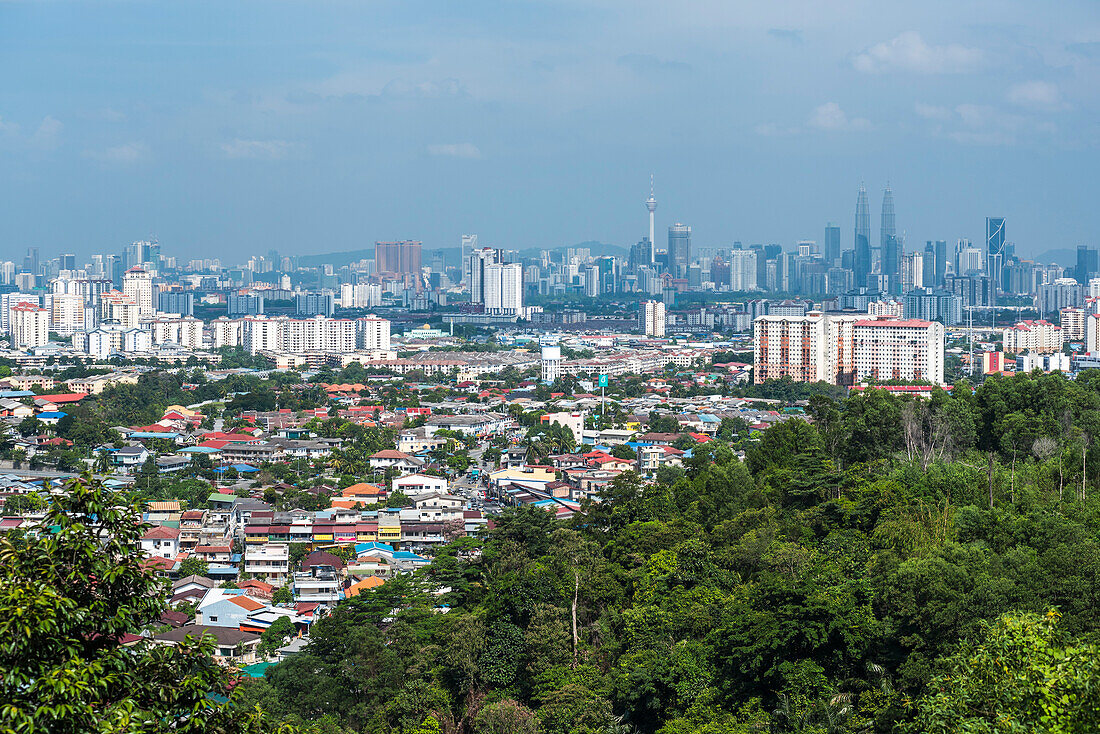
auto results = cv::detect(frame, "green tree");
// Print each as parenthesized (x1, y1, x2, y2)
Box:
(909, 610, 1100, 733)
(177, 556, 209, 578)
(259, 616, 297, 656)
(0, 474, 282, 733)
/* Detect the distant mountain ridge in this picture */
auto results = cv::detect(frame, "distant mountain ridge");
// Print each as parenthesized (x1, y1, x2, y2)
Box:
(296, 240, 626, 268)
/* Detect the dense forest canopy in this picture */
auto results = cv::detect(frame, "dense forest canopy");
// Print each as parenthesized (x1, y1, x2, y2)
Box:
(235, 370, 1100, 733)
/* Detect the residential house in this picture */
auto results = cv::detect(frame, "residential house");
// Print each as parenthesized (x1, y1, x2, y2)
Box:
(154, 625, 260, 666)
(140, 526, 180, 560)
(368, 450, 424, 471)
(391, 473, 448, 497)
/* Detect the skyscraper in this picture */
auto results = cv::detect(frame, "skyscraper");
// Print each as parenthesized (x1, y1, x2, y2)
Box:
(986, 217, 1006, 287)
(854, 184, 871, 288)
(881, 185, 901, 295)
(824, 224, 841, 265)
(460, 235, 477, 283)
(668, 224, 691, 279)
(1076, 245, 1098, 285)
(986, 218, 1006, 257)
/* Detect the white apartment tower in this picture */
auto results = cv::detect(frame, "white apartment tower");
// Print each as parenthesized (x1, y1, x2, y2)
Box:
(123, 267, 155, 317)
(640, 300, 666, 337)
(10, 303, 50, 349)
(729, 250, 758, 292)
(541, 341, 562, 384)
(754, 313, 944, 385)
(358, 317, 391, 351)
(484, 262, 523, 314)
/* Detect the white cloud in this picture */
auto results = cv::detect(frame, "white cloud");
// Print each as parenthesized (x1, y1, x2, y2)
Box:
(427, 143, 482, 159)
(914, 102, 953, 121)
(82, 141, 149, 163)
(853, 32, 984, 74)
(221, 138, 293, 160)
(30, 115, 62, 148)
(808, 102, 871, 131)
(915, 103, 1038, 146)
(1007, 81, 1064, 110)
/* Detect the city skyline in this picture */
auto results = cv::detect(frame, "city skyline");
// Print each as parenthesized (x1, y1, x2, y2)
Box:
(2, 1, 1099, 259)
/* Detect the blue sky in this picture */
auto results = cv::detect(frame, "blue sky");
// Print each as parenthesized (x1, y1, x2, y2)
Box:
(2, 0, 1099, 261)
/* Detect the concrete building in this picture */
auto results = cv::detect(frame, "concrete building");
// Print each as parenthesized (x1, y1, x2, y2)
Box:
(754, 312, 945, 385)
(10, 303, 49, 349)
(1060, 308, 1086, 342)
(639, 300, 666, 337)
(1002, 320, 1064, 355)
(123, 267, 155, 317)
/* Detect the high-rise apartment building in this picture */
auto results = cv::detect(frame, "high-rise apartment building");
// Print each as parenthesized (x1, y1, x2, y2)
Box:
(1002, 320, 1064, 355)
(358, 316, 391, 351)
(483, 263, 523, 314)
(640, 300, 666, 337)
(157, 292, 195, 316)
(668, 224, 691, 279)
(468, 247, 500, 305)
(10, 303, 49, 349)
(1060, 307, 1086, 341)
(754, 313, 944, 385)
(50, 294, 88, 335)
(374, 241, 422, 278)
(122, 266, 155, 317)
(728, 250, 758, 292)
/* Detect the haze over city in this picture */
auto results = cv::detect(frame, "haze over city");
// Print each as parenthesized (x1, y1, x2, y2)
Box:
(3, 0, 1100, 259)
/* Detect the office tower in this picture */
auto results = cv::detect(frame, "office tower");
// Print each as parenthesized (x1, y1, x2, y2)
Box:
(956, 241, 984, 275)
(986, 218, 1006, 258)
(640, 300, 666, 337)
(483, 262, 523, 314)
(934, 240, 947, 283)
(986, 217, 1006, 285)
(668, 224, 691, 279)
(584, 265, 600, 297)
(922, 243, 937, 288)
(460, 235, 477, 283)
(1076, 245, 1098, 285)
(22, 247, 39, 275)
(630, 238, 655, 271)
(122, 266, 155, 316)
(541, 340, 561, 384)
(374, 241, 422, 277)
(157, 292, 194, 316)
(824, 224, 841, 265)
(729, 249, 758, 291)
(468, 247, 501, 305)
(10, 303, 49, 349)
(296, 293, 335, 317)
(904, 288, 964, 326)
(59, 254, 76, 271)
(901, 252, 923, 293)
(854, 184, 871, 287)
(228, 293, 264, 316)
(645, 177, 657, 263)
(880, 185, 901, 294)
